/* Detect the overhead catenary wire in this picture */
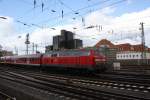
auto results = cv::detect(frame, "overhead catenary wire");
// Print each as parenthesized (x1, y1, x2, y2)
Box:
(2, 0, 150, 53)
(16, 0, 51, 20)
(57, 0, 83, 17)
(12, 0, 150, 39)
(36, 0, 112, 24)
(15, 15, 150, 37)
(15, 0, 148, 33)
(34, 0, 36, 8)
(41, 0, 44, 12)
(43, 0, 128, 28)
(15, 0, 33, 5)
(38, 0, 128, 30)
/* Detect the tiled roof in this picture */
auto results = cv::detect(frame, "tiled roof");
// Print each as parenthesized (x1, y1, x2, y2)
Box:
(95, 39, 150, 52)
(95, 39, 115, 48)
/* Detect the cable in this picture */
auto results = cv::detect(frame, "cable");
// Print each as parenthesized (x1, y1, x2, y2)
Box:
(41, 0, 127, 31)
(36, 0, 125, 30)
(15, 0, 33, 5)
(36, 0, 112, 24)
(57, 0, 82, 17)
(13, 0, 150, 39)
(16, 0, 52, 21)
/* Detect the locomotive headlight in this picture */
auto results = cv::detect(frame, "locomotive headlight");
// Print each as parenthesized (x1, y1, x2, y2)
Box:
(95, 58, 106, 62)
(95, 59, 101, 62)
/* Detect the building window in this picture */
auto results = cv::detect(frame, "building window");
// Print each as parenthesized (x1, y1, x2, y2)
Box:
(133, 55, 135, 58)
(123, 55, 125, 58)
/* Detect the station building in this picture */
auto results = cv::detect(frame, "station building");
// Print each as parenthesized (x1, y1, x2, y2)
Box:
(95, 39, 150, 66)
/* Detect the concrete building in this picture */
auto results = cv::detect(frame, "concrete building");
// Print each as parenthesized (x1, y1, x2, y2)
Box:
(45, 30, 83, 52)
(53, 35, 63, 50)
(61, 30, 74, 41)
(52, 30, 83, 50)
(45, 45, 53, 53)
(68, 39, 83, 49)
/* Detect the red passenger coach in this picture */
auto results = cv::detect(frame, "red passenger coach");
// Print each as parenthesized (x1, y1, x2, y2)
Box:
(0, 54, 41, 66)
(15, 54, 41, 66)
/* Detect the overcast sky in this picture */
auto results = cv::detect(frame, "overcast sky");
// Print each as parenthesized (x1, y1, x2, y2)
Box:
(0, 0, 150, 54)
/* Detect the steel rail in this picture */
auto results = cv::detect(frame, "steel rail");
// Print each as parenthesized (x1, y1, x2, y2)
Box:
(0, 71, 149, 100)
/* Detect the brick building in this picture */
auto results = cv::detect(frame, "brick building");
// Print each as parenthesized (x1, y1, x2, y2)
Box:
(95, 39, 115, 48)
(95, 39, 118, 65)
(95, 39, 150, 66)
(95, 39, 150, 52)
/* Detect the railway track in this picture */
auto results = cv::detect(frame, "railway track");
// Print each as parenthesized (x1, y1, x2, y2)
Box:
(7, 69, 150, 93)
(0, 71, 137, 100)
(96, 72, 150, 84)
(0, 91, 16, 100)
(0, 67, 150, 100)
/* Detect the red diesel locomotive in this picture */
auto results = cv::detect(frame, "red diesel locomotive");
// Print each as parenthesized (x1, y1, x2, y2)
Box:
(0, 49, 107, 72)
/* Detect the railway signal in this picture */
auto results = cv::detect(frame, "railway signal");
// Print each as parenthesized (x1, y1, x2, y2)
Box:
(25, 33, 30, 55)
(139, 22, 146, 64)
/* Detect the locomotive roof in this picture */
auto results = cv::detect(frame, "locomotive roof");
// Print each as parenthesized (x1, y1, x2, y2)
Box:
(45, 49, 92, 54)
(44, 49, 93, 56)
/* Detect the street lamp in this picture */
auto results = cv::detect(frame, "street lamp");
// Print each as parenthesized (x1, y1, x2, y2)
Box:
(0, 16, 7, 20)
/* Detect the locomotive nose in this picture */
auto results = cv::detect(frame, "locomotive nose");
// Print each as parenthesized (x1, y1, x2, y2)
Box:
(94, 56, 106, 63)
(95, 58, 106, 62)
(94, 56, 106, 72)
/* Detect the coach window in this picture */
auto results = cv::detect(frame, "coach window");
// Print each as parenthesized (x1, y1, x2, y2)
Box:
(48, 54, 51, 57)
(123, 55, 125, 58)
(52, 54, 57, 57)
(117, 55, 119, 58)
(57, 53, 60, 57)
(133, 55, 135, 58)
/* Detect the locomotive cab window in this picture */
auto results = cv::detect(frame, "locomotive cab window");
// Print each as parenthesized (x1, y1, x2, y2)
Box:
(52, 54, 57, 57)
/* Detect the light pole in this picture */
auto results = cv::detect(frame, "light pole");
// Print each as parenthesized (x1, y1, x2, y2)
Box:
(25, 33, 30, 55)
(0, 17, 7, 20)
(0, 16, 7, 56)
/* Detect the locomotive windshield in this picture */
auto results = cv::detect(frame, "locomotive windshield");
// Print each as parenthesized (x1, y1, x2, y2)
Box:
(59, 50, 90, 56)
(45, 50, 91, 57)
(94, 50, 100, 55)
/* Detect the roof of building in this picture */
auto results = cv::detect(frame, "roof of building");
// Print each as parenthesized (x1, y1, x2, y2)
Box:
(95, 39, 115, 48)
(95, 39, 150, 52)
